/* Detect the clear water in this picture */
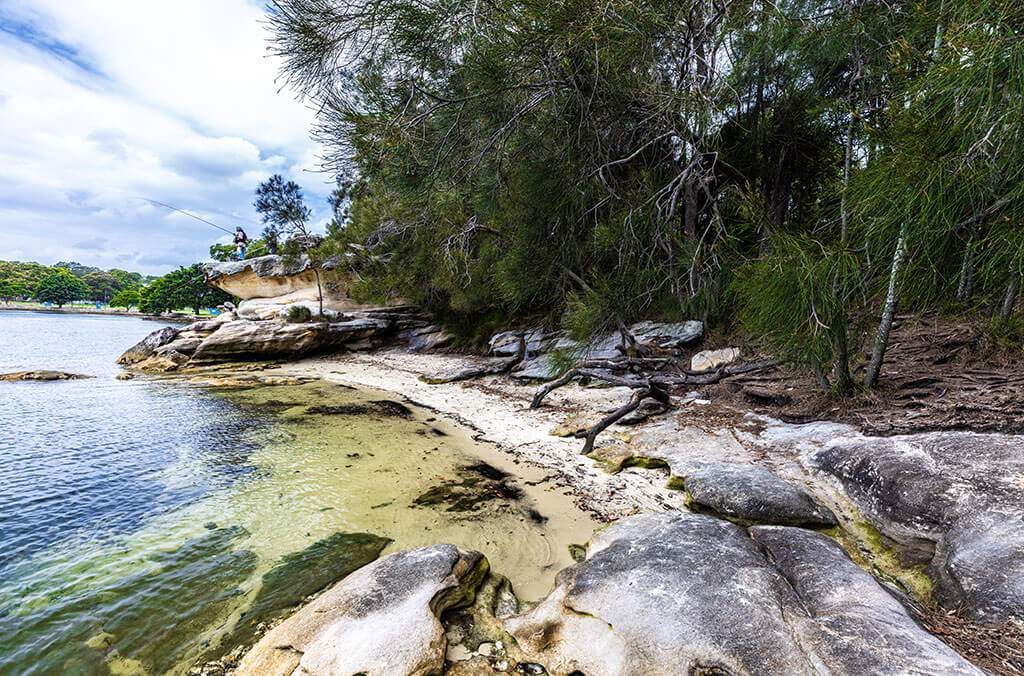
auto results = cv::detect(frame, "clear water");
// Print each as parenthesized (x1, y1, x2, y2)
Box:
(0, 311, 596, 675)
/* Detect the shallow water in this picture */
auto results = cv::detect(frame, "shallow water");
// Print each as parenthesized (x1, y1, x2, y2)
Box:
(0, 311, 596, 675)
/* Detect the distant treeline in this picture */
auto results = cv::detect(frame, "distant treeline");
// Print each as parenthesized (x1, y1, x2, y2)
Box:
(266, 0, 1024, 395)
(0, 260, 230, 314)
(0, 260, 151, 304)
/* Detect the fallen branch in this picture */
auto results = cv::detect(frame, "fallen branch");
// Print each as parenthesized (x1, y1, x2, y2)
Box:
(531, 357, 783, 454)
(575, 382, 670, 455)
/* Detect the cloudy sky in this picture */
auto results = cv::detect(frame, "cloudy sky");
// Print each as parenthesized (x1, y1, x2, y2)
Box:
(0, 0, 333, 275)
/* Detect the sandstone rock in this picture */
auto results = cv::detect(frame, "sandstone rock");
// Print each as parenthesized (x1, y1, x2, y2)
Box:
(117, 326, 180, 365)
(488, 329, 555, 358)
(808, 431, 1024, 623)
(505, 512, 982, 676)
(203, 256, 378, 321)
(234, 545, 487, 676)
(407, 327, 453, 352)
(628, 320, 703, 348)
(0, 370, 92, 381)
(750, 525, 985, 676)
(683, 463, 836, 526)
(690, 347, 741, 371)
(191, 318, 390, 363)
(134, 350, 190, 372)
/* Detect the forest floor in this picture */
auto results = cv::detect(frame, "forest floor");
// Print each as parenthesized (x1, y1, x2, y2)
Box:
(708, 312, 1024, 437)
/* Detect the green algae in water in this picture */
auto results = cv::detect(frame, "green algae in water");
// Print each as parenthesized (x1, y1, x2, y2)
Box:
(210, 532, 391, 659)
(0, 527, 256, 676)
(1, 379, 599, 676)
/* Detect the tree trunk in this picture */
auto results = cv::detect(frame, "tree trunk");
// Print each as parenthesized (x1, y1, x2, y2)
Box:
(865, 223, 908, 388)
(833, 315, 854, 397)
(840, 115, 854, 245)
(956, 229, 976, 303)
(313, 268, 324, 317)
(812, 361, 831, 395)
(1001, 268, 1020, 320)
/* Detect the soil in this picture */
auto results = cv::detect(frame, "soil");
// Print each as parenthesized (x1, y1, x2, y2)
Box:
(703, 313, 1024, 436)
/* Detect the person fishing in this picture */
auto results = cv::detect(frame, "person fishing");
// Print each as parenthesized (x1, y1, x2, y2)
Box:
(233, 227, 249, 260)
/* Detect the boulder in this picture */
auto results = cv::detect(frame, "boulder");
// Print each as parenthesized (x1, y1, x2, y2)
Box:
(488, 329, 555, 358)
(191, 318, 391, 363)
(691, 347, 741, 371)
(407, 326, 453, 353)
(628, 320, 703, 348)
(234, 545, 487, 676)
(683, 463, 836, 526)
(505, 512, 981, 676)
(117, 326, 180, 365)
(0, 370, 92, 381)
(808, 431, 1024, 623)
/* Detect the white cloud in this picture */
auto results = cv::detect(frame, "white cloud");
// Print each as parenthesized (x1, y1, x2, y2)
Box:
(0, 0, 331, 275)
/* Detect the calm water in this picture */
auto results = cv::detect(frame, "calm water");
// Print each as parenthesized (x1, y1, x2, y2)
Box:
(0, 310, 595, 675)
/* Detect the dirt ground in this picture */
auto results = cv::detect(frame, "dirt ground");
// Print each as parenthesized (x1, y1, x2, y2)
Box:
(704, 312, 1024, 436)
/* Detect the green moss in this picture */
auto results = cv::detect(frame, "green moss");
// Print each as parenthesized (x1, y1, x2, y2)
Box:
(568, 544, 587, 563)
(821, 511, 935, 603)
(665, 475, 686, 491)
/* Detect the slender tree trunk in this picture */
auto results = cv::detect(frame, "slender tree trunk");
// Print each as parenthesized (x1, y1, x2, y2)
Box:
(812, 361, 831, 395)
(956, 228, 976, 303)
(313, 268, 324, 317)
(840, 115, 854, 245)
(1002, 268, 1020, 320)
(865, 223, 908, 388)
(833, 313, 854, 397)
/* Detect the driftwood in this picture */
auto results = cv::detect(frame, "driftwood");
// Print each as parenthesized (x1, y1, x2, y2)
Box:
(531, 358, 781, 454)
(420, 333, 528, 384)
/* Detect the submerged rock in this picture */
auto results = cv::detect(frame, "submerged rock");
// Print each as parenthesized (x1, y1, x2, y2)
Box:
(504, 512, 981, 675)
(0, 370, 92, 381)
(683, 463, 836, 526)
(234, 545, 487, 676)
(213, 532, 391, 659)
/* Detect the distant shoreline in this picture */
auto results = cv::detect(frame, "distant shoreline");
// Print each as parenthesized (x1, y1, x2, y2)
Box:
(0, 304, 197, 323)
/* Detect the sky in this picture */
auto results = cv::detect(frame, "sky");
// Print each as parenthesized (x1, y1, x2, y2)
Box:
(0, 0, 334, 275)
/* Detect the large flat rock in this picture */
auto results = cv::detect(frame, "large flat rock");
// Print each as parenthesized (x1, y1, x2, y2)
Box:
(684, 463, 836, 526)
(806, 430, 1024, 623)
(235, 545, 487, 676)
(191, 318, 390, 362)
(504, 512, 981, 675)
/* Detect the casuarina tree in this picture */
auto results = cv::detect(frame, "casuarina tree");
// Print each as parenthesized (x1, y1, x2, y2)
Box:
(254, 174, 325, 315)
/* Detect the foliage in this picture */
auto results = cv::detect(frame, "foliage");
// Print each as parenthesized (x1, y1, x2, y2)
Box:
(268, 0, 1024, 393)
(110, 288, 142, 310)
(34, 270, 90, 307)
(284, 304, 312, 323)
(139, 265, 232, 314)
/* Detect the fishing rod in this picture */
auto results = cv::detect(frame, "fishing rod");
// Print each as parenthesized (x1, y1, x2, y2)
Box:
(143, 198, 237, 235)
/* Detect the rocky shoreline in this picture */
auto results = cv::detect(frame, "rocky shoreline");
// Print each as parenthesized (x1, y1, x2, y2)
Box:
(118, 256, 1024, 675)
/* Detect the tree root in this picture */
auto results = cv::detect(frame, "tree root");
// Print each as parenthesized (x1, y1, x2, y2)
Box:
(530, 357, 782, 454)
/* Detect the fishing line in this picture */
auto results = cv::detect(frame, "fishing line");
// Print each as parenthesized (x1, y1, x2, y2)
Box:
(142, 198, 237, 235)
